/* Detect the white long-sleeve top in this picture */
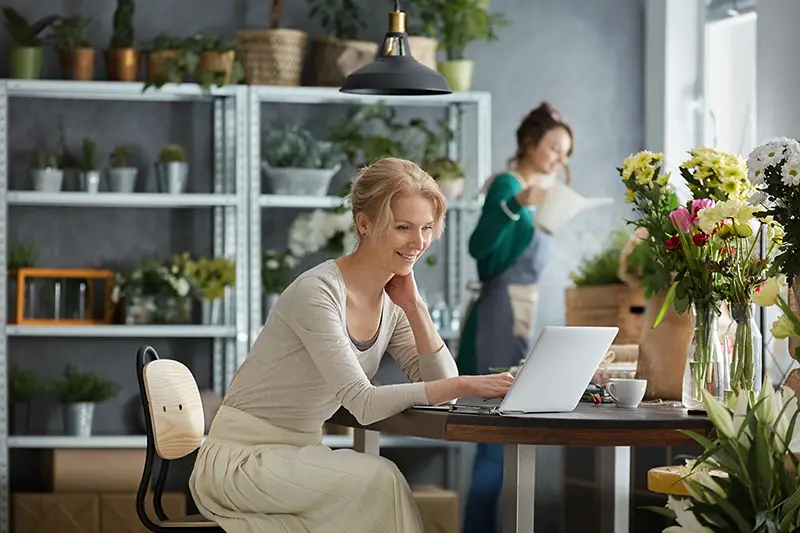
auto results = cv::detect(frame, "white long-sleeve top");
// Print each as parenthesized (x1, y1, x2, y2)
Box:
(222, 259, 459, 433)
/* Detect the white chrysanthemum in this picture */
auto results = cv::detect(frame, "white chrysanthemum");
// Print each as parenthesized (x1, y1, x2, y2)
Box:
(663, 497, 714, 533)
(781, 157, 800, 186)
(265, 259, 280, 270)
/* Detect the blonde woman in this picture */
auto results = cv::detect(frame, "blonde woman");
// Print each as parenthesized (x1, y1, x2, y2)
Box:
(189, 157, 514, 533)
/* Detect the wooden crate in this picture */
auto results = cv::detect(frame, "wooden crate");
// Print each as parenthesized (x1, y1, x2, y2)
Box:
(565, 284, 647, 344)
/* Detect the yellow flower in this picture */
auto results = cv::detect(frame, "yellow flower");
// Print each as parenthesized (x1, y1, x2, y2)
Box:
(656, 171, 671, 187)
(752, 277, 781, 307)
(635, 166, 655, 184)
(625, 189, 636, 203)
(772, 315, 797, 339)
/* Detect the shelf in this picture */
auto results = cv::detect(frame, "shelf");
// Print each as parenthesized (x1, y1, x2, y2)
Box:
(7, 191, 238, 208)
(259, 195, 482, 210)
(8, 433, 461, 449)
(251, 85, 490, 107)
(3, 79, 237, 102)
(6, 325, 238, 338)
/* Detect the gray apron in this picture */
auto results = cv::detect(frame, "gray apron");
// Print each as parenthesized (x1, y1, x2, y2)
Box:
(473, 219, 551, 374)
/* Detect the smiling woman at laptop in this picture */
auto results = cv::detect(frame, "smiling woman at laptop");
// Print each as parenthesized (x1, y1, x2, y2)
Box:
(187, 157, 514, 533)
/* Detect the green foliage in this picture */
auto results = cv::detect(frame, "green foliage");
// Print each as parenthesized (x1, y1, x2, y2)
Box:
(110, 146, 130, 167)
(9, 367, 50, 402)
(329, 103, 413, 166)
(34, 150, 60, 169)
(47, 14, 91, 51)
(264, 124, 343, 169)
(307, 0, 365, 41)
(57, 365, 120, 404)
(406, 0, 509, 60)
(569, 229, 630, 287)
(2, 8, 59, 47)
(109, 0, 135, 49)
(79, 137, 97, 172)
(9, 243, 36, 269)
(192, 256, 236, 300)
(262, 249, 296, 294)
(158, 144, 186, 163)
(625, 239, 670, 298)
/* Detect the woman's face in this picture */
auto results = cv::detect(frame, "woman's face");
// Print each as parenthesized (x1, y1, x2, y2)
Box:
(358, 193, 436, 276)
(526, 126, 572, 175)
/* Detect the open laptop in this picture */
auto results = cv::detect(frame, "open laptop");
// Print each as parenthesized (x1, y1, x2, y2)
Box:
(423, 325, 618, 415)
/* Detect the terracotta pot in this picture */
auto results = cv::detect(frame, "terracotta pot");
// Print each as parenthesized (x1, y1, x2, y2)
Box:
(147, 50, 184, 84)
(105, 48, 140, 81)
(198, 50, 235, 85)
(60, 48, 96, 81)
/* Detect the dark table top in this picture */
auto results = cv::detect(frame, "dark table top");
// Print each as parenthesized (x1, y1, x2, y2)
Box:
(327, 402, 714, 447)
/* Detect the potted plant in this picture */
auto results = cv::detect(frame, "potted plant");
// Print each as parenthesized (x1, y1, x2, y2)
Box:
(8, 366, 49, 435)
(30, 149, 64, 192)
(144, 34, 190, 90)
(56, 365, 119, 437)
(8, 243, 37, 319)
(328, 103, 414, 167)
(1, 8, 59, 79)
(306, 0, 377, 86)
(408, 0, 509, 91)
(262, 249, 297, 320)
(191, 256, 236, 324)
(262, 124, 343, 196)
(236, 0, 308, 86)
(77, 137, 100, 193)
(105, 0, 139, 82)
(410, 116, 466, 199)
(401, 0, 439, 70)
(155, 143, 188, 194)
(187, 34, 244, 93)
(108, 145, 138, 193)
(48, 14, 95, 81)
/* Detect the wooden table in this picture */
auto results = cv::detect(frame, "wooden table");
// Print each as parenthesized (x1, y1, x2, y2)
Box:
(328, 402, 713, 533)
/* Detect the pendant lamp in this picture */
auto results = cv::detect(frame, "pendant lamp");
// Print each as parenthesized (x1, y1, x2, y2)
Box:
(339, 0, 452, 95)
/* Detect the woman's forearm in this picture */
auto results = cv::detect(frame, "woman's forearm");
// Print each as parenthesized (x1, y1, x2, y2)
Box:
(403, 298, 445, 356)
(424, 376, 472, 405)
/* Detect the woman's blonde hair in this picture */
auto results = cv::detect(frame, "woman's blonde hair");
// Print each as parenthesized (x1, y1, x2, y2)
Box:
(348, 157, 447, 244)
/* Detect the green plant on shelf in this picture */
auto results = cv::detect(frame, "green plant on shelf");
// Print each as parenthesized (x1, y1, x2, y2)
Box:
(262, 249, 297, 294)
(112, 252, 197, 304)
(108, 0, 134, 49)
(185, 33, 245, 92)
(191, 256, 236, 301)
(307, 0, 366, 41)
(110, 145, 131, 167)
(8, 243, 37, 269)
(143, 34, 195, 92)
(328, 103, 415, 167)
(9, 366, 51, 403)
(46, 14, 91, 51)
(568, 228, 631, 287)
(34, 150, 60, 169)
(1, 7, 59, 47)
(264, 124, 344, 169)
(57, 365, 120, 404)
(79, 137, 97, 172)
(158, 143, 187, 163)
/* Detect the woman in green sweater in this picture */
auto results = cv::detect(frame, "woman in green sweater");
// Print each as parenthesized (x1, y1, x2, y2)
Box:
(459, 102, 574, 533)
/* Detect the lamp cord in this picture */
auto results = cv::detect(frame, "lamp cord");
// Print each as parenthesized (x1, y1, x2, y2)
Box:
(395, 0, 400, 12)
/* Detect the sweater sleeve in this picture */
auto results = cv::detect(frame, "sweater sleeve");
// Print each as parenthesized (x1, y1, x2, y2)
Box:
(468, 173, 526, 260)
(283, 277, 429, 426)
(386, 305, 460, 383)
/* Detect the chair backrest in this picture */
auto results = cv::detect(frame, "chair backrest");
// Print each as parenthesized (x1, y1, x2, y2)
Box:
(141, 356, 205, 460)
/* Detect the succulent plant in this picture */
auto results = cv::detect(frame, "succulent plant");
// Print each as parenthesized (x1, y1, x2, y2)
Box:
(264, 125, 343, 169)
(111, 146, 130, 167)
(109, 0, 134, 49)
(158, 144, 187, 163)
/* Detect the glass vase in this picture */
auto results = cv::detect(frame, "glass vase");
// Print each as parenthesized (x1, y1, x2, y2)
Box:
(683, 301, 725, 411)
(724, 302, 762, 399)
(125, 293, 192, 325)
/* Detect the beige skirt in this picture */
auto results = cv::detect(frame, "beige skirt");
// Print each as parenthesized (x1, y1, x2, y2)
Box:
(189, 405, 424, 533)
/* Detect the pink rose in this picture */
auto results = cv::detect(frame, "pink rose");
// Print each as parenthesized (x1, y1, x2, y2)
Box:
(669, 206, 694, 233)
(691, 198, 714, 218)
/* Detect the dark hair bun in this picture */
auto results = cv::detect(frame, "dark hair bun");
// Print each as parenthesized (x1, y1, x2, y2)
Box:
(508, 101, 574, 167)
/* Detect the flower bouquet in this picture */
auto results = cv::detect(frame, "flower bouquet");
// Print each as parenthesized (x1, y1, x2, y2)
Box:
(679, 147, 752, 203)
(648, 378, 800, 532)
(287, 208, 357, 259)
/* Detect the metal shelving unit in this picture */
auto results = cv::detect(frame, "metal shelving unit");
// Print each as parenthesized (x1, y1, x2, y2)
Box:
(0, 81, 491, 532)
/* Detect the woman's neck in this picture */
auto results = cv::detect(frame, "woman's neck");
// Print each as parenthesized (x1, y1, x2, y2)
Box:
(513, 159, 542, 186)
(335, 249, 392, 303)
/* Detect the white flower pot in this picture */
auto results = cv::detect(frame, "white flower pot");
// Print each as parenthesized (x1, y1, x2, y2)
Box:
(63, 402, 94, 437)
(262, 162, 340, 196)
(31, 168, 64, 192)
(155, 162, 189, 194)
(108, 167, 138, 193)
(78, 170, 101, 193)
(437, 177, 465, 200)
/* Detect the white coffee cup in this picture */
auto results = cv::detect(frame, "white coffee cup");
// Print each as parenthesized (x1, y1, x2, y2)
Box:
(605, 378, 647, 408)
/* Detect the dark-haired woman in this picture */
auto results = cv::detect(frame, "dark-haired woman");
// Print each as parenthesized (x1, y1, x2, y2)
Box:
(458, 102, 573, 533)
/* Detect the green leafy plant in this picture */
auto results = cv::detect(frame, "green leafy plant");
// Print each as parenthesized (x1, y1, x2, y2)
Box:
(110, 146, 130, 167)
(646, 379, 800, 531)
(79, 137, 97, 172)
(57, 365, 120, 404)
(159, 144, 186, 163)
(9, 367, 50, 402)
(329, 103, 415, 166)
(569, 229, 630, 287)
(1, 8, 59, 47)
(34, 150, 60, 169)
(307, 0, 366, 41)
(185, 34, 245, 91)
(9, 243, 37, 269)
(192, 256, 236, 300)
(264, 124, 343, 169)
(143, 34, 195, 91)
(262, 249, 297, 294)
(109, 0, 134, 49)
(47, 14, 91, 51)
(407, 0, 509, 60)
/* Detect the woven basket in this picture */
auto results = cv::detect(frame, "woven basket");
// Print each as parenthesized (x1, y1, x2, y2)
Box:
(407, 36, 438, 71)
(310, 36, 378, 87)
(236, 29, 307, 86)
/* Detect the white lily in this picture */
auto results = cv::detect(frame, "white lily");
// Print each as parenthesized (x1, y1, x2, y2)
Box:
(663, 496, 715, 533)
(702, 389, 735, 439)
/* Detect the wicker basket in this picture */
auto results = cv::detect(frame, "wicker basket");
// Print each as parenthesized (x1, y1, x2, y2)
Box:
(565, 283, 647, 344)
(236, 28, 307, 86)
(407, 36, 438, 71)
(310, 36, 378, 87)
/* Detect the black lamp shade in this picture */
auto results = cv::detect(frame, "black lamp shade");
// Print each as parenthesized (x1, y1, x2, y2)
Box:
(340, 55, 452, 95)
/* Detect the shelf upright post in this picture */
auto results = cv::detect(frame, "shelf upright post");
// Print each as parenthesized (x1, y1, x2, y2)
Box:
(232, 87, 251, 384)
(212, 97, 226, 396)
(247, 89, 262, 364)
(0, 81, 9, 533)
(445, 104, 462, 313)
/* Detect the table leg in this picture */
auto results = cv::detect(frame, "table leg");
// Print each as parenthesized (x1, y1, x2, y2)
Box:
(353, 428, 380, 455)
(501, 444, 536, 533)
(597, 446, 631, 533)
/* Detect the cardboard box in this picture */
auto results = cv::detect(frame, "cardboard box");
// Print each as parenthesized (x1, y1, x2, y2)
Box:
(46, 449, 145, 492)
(13, 493, 100, 533)
(412, 485, 460, 533)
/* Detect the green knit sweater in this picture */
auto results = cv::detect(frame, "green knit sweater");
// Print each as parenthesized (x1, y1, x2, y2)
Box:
(457, 173, 535, 375)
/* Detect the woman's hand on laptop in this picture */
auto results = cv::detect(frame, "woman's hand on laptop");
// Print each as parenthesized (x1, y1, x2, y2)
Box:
(466, 372, 515, 399)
